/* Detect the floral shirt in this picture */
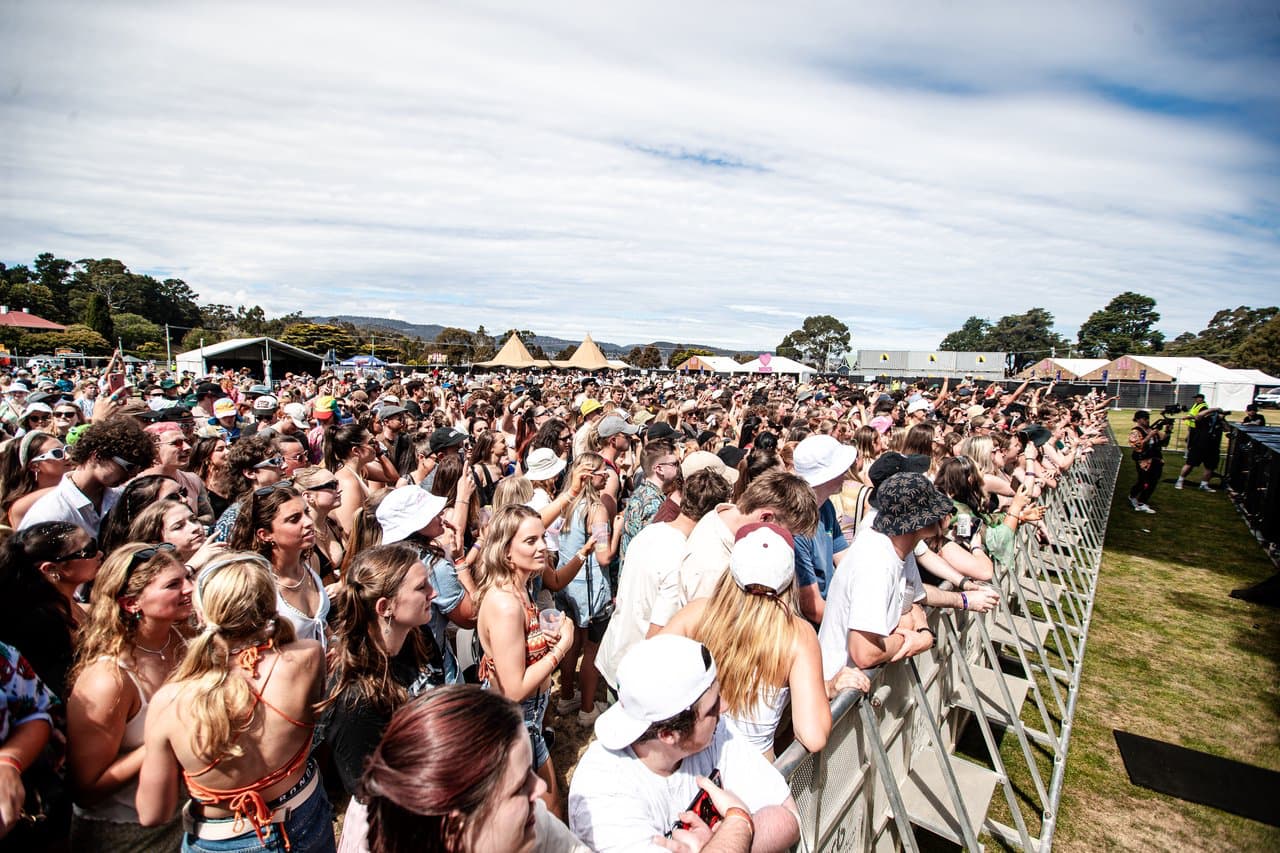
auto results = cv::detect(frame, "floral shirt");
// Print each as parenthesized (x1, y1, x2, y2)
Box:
(0, 640, 59, 743)
(620, 479, 665, 561)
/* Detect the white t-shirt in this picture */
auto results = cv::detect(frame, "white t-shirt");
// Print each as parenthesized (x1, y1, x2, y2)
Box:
(677, 504, 735, 603)
(818, 527, 924, 680)
(596, 523, 687, 689)
(568, 718, 792, 852)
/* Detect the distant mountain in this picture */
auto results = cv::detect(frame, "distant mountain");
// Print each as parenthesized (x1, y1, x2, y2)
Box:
(311, 316, 742, 358)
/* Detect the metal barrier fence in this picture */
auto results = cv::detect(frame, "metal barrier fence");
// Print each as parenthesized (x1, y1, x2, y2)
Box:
(774, 429, 1123, 852)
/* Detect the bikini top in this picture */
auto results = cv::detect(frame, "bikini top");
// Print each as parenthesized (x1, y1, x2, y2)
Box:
(478, 600, 550, 686)
(183, 641, 313, 847)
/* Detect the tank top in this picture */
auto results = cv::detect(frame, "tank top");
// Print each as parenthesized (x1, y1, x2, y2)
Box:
(276, 569, 331, 649)
(72, 660, 153, 824)
(727, 685, 791, 752)
(478, 601, 550, 686)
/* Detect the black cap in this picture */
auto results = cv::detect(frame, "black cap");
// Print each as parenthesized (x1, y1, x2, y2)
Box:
(645, 422, 680, 443)
(428, 427, 467, 454)
(1018, 424, 1053, 447)
(867, 452, 932, 508)
(196, 382, 222, 398)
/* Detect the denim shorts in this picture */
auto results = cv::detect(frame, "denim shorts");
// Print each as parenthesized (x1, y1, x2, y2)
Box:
(522, 689, 550, 769)
(181, 762, 336, 853)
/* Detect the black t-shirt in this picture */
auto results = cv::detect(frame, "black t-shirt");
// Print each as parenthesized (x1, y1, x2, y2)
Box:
(321, 631, 444, 795)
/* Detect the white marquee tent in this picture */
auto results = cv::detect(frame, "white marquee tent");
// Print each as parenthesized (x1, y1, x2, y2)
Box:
(738, 354, 817, 379)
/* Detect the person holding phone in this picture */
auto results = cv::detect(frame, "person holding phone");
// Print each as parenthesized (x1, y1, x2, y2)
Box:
(568, 635, 799, 852)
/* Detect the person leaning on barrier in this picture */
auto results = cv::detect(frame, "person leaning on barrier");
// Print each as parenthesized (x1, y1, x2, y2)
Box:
(568, 635, 799, 853)
(818, 473, 957, 679)
(1128, 410, 1170, 514)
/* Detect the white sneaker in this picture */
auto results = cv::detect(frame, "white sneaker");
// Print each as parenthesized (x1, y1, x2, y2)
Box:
(1199, 482, 1215, 492)
(1137, 504, 1156, 514)
(555, 692, 582, 715)
(578, 701, 607, 726)
(1174, 479, 1184, 490)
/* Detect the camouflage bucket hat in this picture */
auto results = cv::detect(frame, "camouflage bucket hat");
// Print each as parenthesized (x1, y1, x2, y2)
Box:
(871, 472, 956, 536)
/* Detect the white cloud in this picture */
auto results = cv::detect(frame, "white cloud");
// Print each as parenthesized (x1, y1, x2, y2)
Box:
(1, 0, 1276, 351)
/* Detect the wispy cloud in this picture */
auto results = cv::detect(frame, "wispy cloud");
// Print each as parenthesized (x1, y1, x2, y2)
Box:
(1, 0, 1276, 352)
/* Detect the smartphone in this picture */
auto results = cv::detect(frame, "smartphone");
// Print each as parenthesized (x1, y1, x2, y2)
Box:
(667, 769, 724, 836)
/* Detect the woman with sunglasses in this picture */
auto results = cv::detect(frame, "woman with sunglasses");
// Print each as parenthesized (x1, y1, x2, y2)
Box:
(292, 466, 346, 582)
(50, 403, 83, 439)
(15, 403, 54, 438)
(137, 553, 334, 852)
(230, 482, 329, 647)
(0, 521, 103, 700)
(551, 452, 616, 727)
(66, 543, 192, 850)
(127, 501, 227, 570)
(0, 430, 71, 529)
(324, 424, 391, 537)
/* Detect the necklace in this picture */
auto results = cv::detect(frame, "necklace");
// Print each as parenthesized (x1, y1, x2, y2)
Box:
(276, 571, 306, 591)
(135, 627, 179, 661)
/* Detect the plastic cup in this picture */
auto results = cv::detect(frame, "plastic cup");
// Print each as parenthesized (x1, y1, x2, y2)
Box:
(538, 609, 561, 636)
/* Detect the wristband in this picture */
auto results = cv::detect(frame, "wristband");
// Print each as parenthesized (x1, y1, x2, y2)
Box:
(723, 806, 754, 833)
(916, 627, 935, 640)
(548, 649, 562, 668)
(0, 754, 22, 774)
(960, 592, 968, 611)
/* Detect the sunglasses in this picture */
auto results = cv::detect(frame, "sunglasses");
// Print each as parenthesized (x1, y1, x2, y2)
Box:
(51, 537, 100, 562)
(30, 447, 67, 463)
(54, 411, 78, 419)
(305, 480, 340, 492)
(166, 486, 190, 501)
(26, 414, 52, 424)
(123, 542, 177, 586)
(112, 456, 141, 476)
(252, 456, 285, 470)
(254, 479, 295, 497)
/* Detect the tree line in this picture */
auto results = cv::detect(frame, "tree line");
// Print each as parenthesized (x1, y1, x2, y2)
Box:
(938, 292, 1279, 375)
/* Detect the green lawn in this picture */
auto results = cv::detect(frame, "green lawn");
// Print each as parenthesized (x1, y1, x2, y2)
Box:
(1018, 414, 1280, 851)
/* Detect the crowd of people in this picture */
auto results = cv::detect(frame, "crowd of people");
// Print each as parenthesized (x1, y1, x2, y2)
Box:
(0, 355, 1118, 852)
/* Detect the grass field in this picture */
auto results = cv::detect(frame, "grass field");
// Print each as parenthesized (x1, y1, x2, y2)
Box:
(1017, 412, 1280, 851)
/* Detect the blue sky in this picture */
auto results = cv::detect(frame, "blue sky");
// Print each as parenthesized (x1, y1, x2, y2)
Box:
(2, 0, 1277, 352)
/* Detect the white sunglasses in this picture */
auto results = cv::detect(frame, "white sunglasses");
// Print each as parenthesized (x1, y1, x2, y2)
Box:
(30, 447, 67, 463)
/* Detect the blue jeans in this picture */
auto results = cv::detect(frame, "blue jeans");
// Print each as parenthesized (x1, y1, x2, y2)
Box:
(181, 764, 336, 853)
(522, 689, 551, 769)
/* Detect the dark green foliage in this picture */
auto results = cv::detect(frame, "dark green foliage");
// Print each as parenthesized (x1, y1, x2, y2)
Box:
(83, 293, 114, 342)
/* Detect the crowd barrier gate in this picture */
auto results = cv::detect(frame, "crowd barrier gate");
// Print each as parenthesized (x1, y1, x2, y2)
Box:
(774, 430, 1122, 852)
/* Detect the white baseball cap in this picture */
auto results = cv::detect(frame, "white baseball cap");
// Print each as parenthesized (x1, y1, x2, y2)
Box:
(792, 434, 857, 487)
(594, 635, 718, 751)
(282, 402, 308, 429)
(907, 399, 933, 415)
(376, 486, 448, 544)
(729, 522, 796, 595)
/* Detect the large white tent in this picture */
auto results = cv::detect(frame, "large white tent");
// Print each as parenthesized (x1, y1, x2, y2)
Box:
(673, 355, 747, 374)
(738, 354, 817, 378)
(1081, 355, 1278, 410)
(175, 337, 323, 384)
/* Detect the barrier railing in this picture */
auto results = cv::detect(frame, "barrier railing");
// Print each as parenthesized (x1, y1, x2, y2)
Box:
(775, 429, 1122, 852)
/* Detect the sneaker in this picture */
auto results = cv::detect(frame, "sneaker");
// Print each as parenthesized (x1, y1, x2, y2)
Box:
(555, 692, 582, 715)
(578, 701, 607, 726)
(1174, 479, 1184, 490)
(1137, 504, 1156, 514)
(1129, 496, 1140, 510)
(1199, 482, 1215, 492)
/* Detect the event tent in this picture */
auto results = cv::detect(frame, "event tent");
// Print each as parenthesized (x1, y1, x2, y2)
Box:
(738, 354, 817, 378)
(476, 333, 552, 369)
(1080, 355, 1275, 410)
(673, 355, 746, 374)
(551, 334, 612, 371)
(339, 355, 389, 368)
(1018, 358, 1109, 380)
(175, 337, 323, 384)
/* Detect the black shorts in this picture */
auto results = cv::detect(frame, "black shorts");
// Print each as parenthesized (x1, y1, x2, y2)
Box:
(1184, 442, 1220, 470)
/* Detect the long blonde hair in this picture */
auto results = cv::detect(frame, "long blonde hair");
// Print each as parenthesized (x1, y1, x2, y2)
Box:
(557, 452, 604, 529)
(956, 435, 996, 475)
(475, 504, 540, 606)
(174, 553, 298, 763)
(70, 543, 186, 687)
(692, 571, 796, 718)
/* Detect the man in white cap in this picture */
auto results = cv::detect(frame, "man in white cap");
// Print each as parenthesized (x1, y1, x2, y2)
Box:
(789, 434, 857, 624)
(568, 635, 800, 852)
(377, 485, 475, 684)
(905, 397, 932, 425)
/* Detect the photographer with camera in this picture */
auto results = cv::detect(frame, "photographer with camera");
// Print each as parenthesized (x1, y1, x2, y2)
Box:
(1128, 410, 1171, 513)
(1176, 394, 1225, 491)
